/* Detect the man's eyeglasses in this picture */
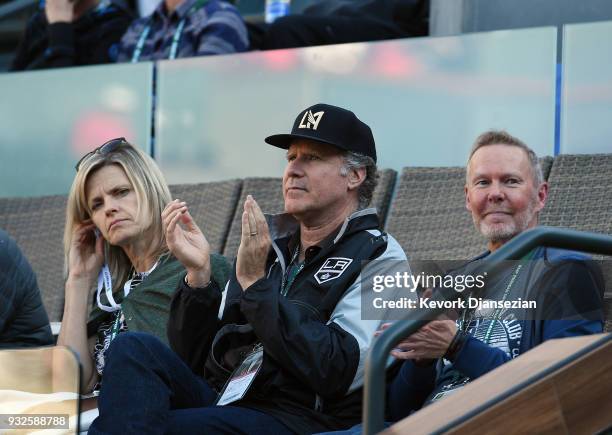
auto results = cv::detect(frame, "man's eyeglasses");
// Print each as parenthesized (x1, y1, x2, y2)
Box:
(75, 137, 129, 171)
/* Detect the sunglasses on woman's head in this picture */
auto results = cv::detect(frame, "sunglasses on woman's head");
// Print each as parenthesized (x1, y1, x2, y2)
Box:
(75, 137, 129, 172)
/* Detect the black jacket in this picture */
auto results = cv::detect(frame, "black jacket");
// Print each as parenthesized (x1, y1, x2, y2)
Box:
(10, 0, 133, 71)
(303, 0, 429, 36)
(0, 229, 53, 348)
(168, 209, 407, 434)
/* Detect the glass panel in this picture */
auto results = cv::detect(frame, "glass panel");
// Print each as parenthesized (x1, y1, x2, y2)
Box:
(156, 27, 557, 184)
(0, 63, 153, 197)
(561, 20, 612, 154)
(0, 346, 81, 433)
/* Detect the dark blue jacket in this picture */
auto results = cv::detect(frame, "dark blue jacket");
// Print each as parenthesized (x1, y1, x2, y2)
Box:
(389, 247, 604, 420)
(0, 229, 53, 348)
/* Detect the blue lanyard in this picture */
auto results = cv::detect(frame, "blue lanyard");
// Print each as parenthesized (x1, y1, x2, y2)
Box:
(131, 0, 206, 63)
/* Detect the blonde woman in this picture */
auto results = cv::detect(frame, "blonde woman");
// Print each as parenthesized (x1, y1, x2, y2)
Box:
(58, 138, 229, 393)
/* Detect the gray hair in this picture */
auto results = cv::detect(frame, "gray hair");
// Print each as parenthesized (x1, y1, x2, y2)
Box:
(467, 130, 544, 186)
(340, 151, 378, 209)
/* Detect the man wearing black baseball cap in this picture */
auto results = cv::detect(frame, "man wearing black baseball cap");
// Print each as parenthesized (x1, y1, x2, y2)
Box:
(265, 103, 377, 162)
(89, 103, 407, 435)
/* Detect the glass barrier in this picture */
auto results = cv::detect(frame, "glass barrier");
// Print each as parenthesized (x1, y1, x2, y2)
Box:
(0, 63, 153, 198)
(561, 20, 612, 154)
(156, 27, 557, 184)
(0, 346, 81, 433)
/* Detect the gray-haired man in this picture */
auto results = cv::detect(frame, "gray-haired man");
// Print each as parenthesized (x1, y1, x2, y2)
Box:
(89, 103, 407, 435)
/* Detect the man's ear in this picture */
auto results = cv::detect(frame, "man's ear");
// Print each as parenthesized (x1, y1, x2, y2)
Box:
(536, 181, 548, 211)
(347, 167, 367, 190)
(465, 185, 472, 212)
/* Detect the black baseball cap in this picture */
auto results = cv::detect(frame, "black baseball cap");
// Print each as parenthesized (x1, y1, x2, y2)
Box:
(265, 103, 377, 163)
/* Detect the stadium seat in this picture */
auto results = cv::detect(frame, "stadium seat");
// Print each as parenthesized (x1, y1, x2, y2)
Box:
(541, 153, 612, 304)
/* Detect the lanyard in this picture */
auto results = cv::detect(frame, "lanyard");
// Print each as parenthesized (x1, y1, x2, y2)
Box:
(459, 250, 535, 344)
(131, 0, 207, 63)
(481, 262, 522, 344)
(446, 252, 535, 387)
(281, 245, 303, 297)
(97, 264, 123, 312)
(96, 259, 159, 312)
(110, 311, 123, 340)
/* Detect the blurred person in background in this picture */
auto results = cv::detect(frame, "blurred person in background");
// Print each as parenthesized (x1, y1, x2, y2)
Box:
(0, 229, 53, 347)
(59, 138, 229, 393)
(115, 0, 248, 62)
(11, 0, 133, 71)
(256, 0, 428, 50)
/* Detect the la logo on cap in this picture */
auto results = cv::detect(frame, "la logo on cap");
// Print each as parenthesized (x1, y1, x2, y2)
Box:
(298, 110, 325, 130)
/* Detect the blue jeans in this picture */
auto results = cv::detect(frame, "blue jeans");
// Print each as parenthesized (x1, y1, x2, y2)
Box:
(88, 332, 295, 435)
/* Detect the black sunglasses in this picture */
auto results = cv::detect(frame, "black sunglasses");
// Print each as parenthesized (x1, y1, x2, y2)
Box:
(75, 137, 129, 171)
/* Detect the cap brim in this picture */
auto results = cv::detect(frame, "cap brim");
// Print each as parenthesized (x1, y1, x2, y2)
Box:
(265, 133, 344, 151)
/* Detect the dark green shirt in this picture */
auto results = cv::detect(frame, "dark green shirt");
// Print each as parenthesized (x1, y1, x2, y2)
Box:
(87, 253, 230, 345)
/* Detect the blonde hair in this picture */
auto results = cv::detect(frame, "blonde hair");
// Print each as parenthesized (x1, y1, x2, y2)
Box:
(64, 142, 172, 290)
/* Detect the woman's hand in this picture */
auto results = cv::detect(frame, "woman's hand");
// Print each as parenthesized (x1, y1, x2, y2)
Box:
(235, 195, 272, 291)
(163, 199, 211, 287)
(45, 0, 74, 24)
(67, 220, 104, 286)
(62, 222, 104, 394)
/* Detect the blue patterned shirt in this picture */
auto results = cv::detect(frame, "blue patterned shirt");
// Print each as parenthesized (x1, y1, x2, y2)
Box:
(116, 0, 248, 62)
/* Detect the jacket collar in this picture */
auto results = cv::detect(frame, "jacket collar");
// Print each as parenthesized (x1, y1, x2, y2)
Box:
(265, 207, 379, 245)
(265, 208, 379, 273)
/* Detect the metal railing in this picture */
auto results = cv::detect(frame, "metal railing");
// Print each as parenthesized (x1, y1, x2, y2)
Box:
(362, 226, 612, 434)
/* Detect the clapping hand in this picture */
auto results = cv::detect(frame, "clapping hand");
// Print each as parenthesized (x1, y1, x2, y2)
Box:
(235, 195, 272, 291)
(163, 199, 211, 287)
(45, 0, 74, 23)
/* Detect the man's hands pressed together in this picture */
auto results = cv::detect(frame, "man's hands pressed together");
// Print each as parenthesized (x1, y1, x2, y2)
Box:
(236, 195, 272, 291)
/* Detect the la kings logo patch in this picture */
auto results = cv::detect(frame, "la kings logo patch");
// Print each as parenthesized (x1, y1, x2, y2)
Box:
(314, 257, 353, 284)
